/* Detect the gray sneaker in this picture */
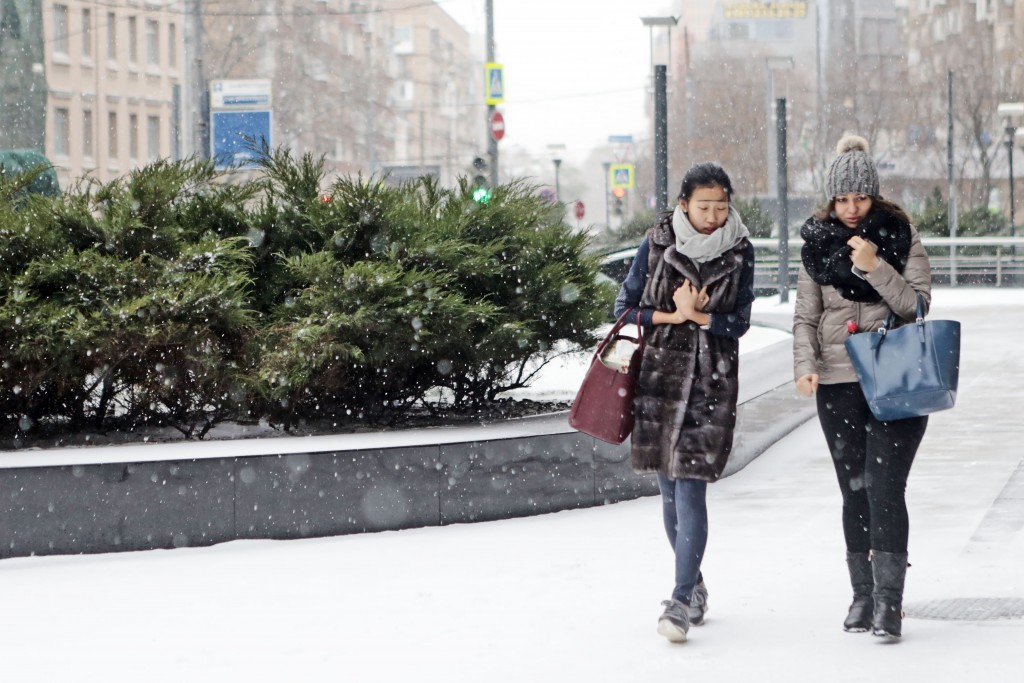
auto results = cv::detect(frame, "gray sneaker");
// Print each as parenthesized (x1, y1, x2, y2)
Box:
(657, 599, 690, 642)
(688, 582, 709, 626)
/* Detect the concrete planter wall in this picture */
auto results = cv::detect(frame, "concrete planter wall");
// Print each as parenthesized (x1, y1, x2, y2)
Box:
(0, 339, 813, 560)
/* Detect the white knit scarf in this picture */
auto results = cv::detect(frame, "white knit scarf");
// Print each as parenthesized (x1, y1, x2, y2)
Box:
(672, 204, 750, 263)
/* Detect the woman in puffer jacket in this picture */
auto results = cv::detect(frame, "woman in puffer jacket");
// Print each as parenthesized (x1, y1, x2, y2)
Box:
(793, 134, 932, 640)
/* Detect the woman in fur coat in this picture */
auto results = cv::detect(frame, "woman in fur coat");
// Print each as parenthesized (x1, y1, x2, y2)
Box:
(793, 134, 932, 639)
(613, 163, 755, 643)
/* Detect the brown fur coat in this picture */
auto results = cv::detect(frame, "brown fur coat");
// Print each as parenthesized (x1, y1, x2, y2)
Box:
(631, 215, 751, 481)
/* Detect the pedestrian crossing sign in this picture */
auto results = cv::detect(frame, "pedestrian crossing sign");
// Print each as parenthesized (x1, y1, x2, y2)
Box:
(610, 163, 635, 189)
(485, 63, 505, 104)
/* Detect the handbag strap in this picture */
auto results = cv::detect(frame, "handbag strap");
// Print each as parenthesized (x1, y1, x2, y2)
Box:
(598, 307, 645, 354)
(879, 291, 926, 336)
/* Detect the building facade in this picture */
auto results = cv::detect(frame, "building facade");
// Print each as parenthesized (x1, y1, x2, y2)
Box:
(201, 0, 479, 184)
(0, 1, 480, 188)
(897, 0, 1024, 209)
(0, 0, 186, 187)
(382, 0, 481, 186)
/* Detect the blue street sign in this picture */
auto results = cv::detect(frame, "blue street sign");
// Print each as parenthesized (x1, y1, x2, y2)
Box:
(485, 62, 505, 104)
(609, 163, 635, 189)
(211, 110, 271, 168)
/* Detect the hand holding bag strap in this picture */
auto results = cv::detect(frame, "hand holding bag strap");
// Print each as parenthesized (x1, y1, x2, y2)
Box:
(873, 291, 926, 350)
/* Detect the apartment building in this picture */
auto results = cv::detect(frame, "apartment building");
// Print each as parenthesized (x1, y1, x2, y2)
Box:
(0, 1, 482, 187)
(0, 1, 186, 187)
(201, 1, 479, 184)
(683, 1, 823, 193)
(902, 0, 1024, 92)
(383, 0, 481, 185)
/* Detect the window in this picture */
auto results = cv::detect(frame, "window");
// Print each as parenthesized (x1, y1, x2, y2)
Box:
(83, 109, 94, 158)
(146, 19, 158, 65)
(728, 22, 749, 40)
(107, 12, 116, 60)
(147, 116, 160, 161)
(393, 26, 413, 55)
(82, 9, 92, 58)
(129, 113, 139, 159)
(108, 111, 119, 158)
(396, 80, 414, 104)
(168, 24, 177, 68)
(753, 19, 793, 41)
(53, 5, 69, 55)
(54, 108, 70, 156)
(128, 16, 138, 63)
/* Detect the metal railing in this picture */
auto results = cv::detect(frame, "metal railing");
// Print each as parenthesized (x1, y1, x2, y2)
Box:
(750, 237, 1024, 291)
(600, 238, 1024, 293)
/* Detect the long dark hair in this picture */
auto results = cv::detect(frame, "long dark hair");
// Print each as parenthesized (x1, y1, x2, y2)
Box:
(813, 195, 912, 225)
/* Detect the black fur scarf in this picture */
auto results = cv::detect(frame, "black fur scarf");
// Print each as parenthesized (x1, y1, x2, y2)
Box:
(800, 208, 911, 302)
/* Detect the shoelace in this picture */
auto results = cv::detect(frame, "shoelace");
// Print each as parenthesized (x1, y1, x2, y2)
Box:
(660, 600, 688, 619)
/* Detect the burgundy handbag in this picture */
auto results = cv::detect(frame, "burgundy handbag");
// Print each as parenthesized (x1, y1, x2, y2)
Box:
(568, 308, 645, 444)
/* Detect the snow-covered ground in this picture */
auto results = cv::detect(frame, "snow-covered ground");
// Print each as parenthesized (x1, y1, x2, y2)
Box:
(1, 289, 1021, 682)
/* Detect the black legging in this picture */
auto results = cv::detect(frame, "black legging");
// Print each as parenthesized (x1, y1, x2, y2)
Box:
(816, 382, 928, 553)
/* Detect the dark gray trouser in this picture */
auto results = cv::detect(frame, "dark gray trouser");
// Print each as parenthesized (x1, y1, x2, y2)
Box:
(816, 382, 928, 554)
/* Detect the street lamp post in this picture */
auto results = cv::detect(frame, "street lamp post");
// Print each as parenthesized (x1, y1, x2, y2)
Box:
(641, 16, 678, 213)
(997, 102, 1024, 238)
(1008, 125, 1016, 234)
(765, 56, 793, 193)
(553, 158, 562, 202)
(776, 98, 790, 303)
(485, 0, 498, 187)
(602, 161, 611, 227)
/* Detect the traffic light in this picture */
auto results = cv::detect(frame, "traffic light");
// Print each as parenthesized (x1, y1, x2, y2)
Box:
(471, 156, 491, 203)
(613, 187, 625, 216)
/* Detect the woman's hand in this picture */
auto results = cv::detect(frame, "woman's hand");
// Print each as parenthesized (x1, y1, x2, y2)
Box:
(671, 280, 701, 322)
(696, 286, 710, 311)
(847, 236, 880, 272)
(796, 373, 819, 398)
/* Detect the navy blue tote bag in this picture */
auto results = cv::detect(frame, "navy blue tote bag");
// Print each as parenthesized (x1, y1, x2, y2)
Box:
(844, 292, 961, 422)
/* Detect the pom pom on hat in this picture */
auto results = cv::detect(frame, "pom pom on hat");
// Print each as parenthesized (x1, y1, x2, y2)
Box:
(835, 134, 870, 156)
(826, 133, 879, 198)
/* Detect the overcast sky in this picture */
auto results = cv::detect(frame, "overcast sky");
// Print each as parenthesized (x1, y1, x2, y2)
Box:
(442, 0, 675, 164)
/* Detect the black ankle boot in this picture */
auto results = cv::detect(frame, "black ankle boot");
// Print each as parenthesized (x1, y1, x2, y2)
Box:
(843, 551, 873, 632)
(871, 551, 908, 638)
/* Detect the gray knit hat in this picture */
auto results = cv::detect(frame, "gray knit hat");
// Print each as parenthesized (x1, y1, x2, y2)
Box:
(826, 134, 879, 198)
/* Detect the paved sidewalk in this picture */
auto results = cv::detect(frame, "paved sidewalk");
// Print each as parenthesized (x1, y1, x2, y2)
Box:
(684, 289, 1024, 681)
(0, 290, 1020, 683)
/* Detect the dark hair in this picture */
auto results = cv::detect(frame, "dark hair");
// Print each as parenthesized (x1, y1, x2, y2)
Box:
(678, 163, 734, 201)
(813, 195, 912, 225)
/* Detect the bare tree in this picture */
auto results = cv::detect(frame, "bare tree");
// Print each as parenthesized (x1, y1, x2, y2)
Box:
(900, 12, 1015, 211)
(671, 50, 814, 198)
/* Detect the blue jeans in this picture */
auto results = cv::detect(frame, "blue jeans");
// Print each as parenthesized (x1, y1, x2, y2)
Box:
(657, 473, 708, 605)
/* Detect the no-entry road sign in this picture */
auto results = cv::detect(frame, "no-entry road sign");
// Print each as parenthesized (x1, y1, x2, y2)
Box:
(490, 111, 505, 141)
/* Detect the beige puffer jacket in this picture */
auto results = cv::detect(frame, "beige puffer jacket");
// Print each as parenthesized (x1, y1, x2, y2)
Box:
(793, 225, 932, 384)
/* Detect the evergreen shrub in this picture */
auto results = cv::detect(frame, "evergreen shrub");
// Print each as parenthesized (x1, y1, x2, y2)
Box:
(0, 150, 614, 440)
